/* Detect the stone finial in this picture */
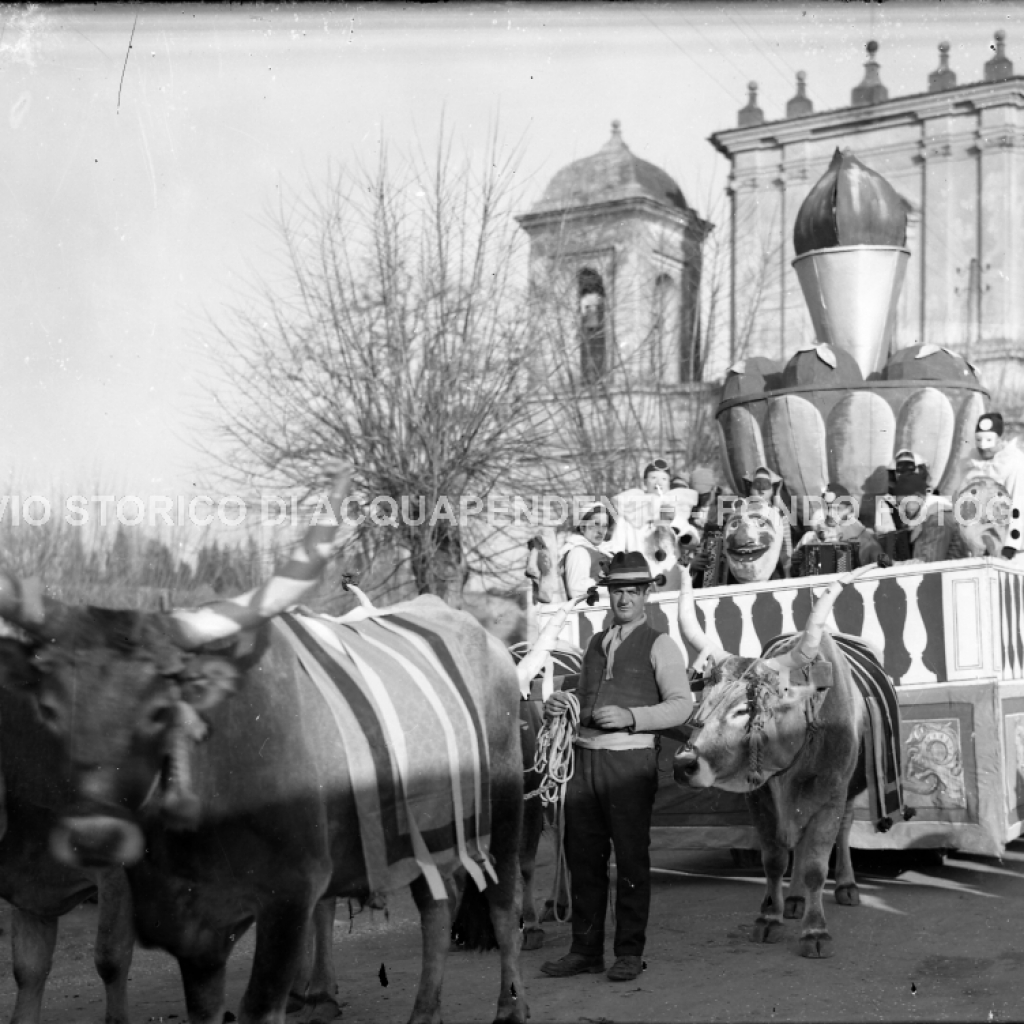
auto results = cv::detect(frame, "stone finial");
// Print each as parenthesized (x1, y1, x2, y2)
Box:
(985, 29, 1014, 82)
(851, 40, 889, 107)
(786, 70, 814, 118)
(928, 41, 957, 92)
(738, 81, 764, 127)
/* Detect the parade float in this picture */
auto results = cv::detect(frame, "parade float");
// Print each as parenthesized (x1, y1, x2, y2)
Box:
(537, 149, 1024, 857)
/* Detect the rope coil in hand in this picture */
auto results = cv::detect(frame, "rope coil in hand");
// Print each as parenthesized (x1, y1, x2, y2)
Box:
(525, 691, 580, 806)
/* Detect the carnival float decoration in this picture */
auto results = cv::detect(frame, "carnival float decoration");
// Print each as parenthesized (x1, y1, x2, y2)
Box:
(716, 149, 989, 525)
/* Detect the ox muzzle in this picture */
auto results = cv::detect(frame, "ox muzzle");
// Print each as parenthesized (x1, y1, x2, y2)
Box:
(51, 807, 145, 869)
(673, 743, 716, 789)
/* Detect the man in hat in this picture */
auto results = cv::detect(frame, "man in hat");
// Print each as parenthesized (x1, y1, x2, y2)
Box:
(955, 412, 1024, 561)
(540, 551, 693, 983)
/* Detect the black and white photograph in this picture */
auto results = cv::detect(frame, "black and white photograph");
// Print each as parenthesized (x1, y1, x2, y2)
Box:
(1, 2, 1024, 1021)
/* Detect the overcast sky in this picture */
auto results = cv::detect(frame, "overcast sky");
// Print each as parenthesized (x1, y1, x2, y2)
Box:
(1, 0, 1019, 500)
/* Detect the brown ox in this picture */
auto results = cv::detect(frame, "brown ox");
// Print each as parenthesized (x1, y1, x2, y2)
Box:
(0, 468, 526, 1024)
(0, 678, 133, 1024)
(673, 566, 889, 959)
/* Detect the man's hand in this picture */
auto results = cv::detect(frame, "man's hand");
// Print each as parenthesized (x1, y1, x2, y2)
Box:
(544, 690, 575, 721)
(591, 705, 635, 731)
(1002, 546, 1018, 561)
(678, 543, 710, 571)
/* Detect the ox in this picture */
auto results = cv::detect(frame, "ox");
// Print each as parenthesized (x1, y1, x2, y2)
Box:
(673, 565, 896, 959)
(0, 676, 133, 1024)
(0, 467, 526, 1024)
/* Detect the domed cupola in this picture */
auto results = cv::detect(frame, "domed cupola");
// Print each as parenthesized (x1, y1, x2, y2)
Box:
(526, 120, 689, 217)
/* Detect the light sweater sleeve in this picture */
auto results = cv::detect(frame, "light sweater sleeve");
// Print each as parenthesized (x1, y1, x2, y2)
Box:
(629, 634, 694, 733)
(563, 545, 598, 598)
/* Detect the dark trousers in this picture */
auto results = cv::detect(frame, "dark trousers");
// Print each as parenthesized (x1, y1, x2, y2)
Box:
(564, 745, 659, 958)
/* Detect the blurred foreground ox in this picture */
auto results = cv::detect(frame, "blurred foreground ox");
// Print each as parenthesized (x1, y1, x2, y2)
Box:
(674, 565, 907, 958)
(0, 677, 133, 1024)
(0, 466, 526, 1024)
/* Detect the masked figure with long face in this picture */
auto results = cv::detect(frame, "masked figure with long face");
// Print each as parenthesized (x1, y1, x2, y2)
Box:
(722, 496, 791, 583)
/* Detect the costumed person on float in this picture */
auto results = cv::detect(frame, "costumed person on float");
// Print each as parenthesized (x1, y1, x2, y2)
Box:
(953, 412, 1024, 562)
(792, 488, 883, 575)
(606, 459, 697, 584)
(539, 551, 693, 983)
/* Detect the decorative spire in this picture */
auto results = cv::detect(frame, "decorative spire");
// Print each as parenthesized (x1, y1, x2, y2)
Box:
(928, 41, 957, 92)
(602, 118, 628, 152)
(738, 81, 764, 127)
(786, 71, 813, 118)
(985, 29, 1013, 82)
(851, 40, 889, 107)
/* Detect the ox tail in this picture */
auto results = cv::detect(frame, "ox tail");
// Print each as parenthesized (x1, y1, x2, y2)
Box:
(451, 875, 499, 952)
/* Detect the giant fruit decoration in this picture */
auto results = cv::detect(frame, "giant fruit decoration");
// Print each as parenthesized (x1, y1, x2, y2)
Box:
(792, 148, 909, 378)
(717, 150, 988, 524)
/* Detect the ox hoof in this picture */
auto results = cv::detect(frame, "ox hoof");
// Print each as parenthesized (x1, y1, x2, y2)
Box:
(834, 883, 860, 906)
(783, 896, 805, 920)
(799, 932, 835, 959)
(521, 926, 545, 951)
(752, 918, 785, 944)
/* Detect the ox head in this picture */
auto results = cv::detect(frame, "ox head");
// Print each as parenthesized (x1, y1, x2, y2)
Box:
(955, 475, 1011, 557)
(672, 566, 869, 791)
(722, 497, 785, 583)
(0, 464, 353, 869)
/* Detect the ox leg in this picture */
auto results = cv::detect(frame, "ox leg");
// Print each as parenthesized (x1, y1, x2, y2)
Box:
(179, 956, 229, 1024)
(485, 773, 527, 1024)
(833, 799, 860, 907)
(94, 870, 134, 1024)
(10, 908, 58, 1024)
(289, 898, 341, 1021)
(409, 874, 456, 1024)
(794, 808, 842, 959)
(784, 843, 806, 920)
(520, 793, 545, 951)
(239, 897, 322, 1023)
(748, 792, 786, 945)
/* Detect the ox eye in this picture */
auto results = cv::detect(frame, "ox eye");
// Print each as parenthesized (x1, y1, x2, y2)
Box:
(728, 705, 750, 724)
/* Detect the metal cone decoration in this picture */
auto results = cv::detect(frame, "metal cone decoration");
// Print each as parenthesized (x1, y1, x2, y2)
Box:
(792, 148, 910, 377)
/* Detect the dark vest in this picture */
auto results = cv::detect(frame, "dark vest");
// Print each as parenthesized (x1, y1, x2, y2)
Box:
(578, 623, 661, 729)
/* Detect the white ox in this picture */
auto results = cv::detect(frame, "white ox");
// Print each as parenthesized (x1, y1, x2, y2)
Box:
(673, 565, 889, 958)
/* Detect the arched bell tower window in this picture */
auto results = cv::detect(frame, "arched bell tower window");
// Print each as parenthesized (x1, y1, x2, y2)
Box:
(651, 272, 681, 382)
(578, 267, 606, 383)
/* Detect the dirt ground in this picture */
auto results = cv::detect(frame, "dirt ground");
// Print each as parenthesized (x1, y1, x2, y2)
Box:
(3, 832, 1024, 1024)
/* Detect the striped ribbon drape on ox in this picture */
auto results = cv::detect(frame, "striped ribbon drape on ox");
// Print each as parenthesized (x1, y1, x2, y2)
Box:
(681, 572, 946, 686)
(764, 633, 907, 830)
(274, 610, 497, 901)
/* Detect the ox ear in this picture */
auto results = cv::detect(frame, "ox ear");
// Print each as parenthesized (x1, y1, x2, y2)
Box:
(179, 656, 240, 712)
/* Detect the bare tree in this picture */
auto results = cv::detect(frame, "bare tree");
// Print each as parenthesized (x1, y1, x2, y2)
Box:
(204, 130, 538, 606)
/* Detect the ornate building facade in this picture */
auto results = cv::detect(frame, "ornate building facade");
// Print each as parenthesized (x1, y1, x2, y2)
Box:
(517, 121, 710, 387)
(711, 32, 1024, 416)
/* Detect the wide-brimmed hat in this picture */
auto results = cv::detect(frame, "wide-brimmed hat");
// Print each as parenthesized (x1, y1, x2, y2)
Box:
(596, 550, 664, 589)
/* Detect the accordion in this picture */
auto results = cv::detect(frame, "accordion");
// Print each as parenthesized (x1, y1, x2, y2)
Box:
(796, 542, 859, 577)
(696, 530, 727, 588)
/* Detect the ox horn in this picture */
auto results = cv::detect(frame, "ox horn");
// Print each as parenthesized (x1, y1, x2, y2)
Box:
(515, 595, 588, 698)
(784, 562, 883, 667)
(677, 562, 722, 671)
(167, 463, 354, 650)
